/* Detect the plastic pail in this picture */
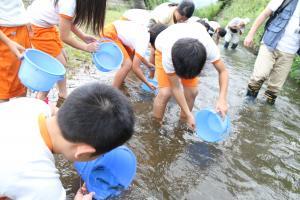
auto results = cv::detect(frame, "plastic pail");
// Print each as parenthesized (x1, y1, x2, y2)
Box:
(195, 108, 230, 142)
(92, 39, 123, 72)
(141, 77, 158, 94)
(74, 146, 137, 200)
(18, 49, 65, 92)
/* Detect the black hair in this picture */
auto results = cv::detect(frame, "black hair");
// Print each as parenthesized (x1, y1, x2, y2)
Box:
(171, 38, 207, 79)
(177, 1, 195, 18)
(74, 0, 107, 35)
(197, 19, 210, 31)
(218, 28, 227, 37)
(149, 23, 168, 48)
(57, 82, 135, 156)
(55, 0, 106, 35)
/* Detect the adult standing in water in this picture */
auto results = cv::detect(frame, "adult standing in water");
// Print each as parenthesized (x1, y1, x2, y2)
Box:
(27, 0, 107, 107)
(244, 0, 300, 105)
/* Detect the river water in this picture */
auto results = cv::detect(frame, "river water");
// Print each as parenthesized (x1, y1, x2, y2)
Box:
(21, 0, 300, 199)
(54, 45, 300, 200)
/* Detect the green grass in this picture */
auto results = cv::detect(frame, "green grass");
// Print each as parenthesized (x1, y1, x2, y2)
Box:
(194, 2, 224, 20)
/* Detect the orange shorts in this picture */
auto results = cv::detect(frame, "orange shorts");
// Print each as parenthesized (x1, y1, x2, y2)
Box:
(101, 23, 134, 60)
(155, 50, 199, 88)
(30, 25, 63, 58)
(0, 26, 30, 99)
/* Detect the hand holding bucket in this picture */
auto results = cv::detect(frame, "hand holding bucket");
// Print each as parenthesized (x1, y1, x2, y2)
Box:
(92, 37, 123, 72)
(74, 146, 137, 200)
(195, 108, 230, 142)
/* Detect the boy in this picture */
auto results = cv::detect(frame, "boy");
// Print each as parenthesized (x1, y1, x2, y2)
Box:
(0, 82, 135, 199)
(152, 22, 228, 129)
(101, 20, 164, 90)
(207, 21, 227, 45)
(0, 0, 30, 102)
(224, 17, 250, 49)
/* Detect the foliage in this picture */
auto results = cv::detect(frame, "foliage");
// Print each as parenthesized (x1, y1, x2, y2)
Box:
(217, 0, 300, 84)
(144, 0, 168, 9)
(194, 1, 223, 20)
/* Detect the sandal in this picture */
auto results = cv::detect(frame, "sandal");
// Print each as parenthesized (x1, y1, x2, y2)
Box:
(56, 96, 66, 108)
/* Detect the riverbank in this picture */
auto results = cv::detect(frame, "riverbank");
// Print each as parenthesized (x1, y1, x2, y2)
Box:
(196, 0, 300, 83)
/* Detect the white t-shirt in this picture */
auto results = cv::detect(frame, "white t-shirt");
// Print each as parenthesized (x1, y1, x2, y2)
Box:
(187, 16, 201, 23)
(113, 20, 150, 58)
(150, 2, 177, 26)
(122, 9, 151, 28)
(0, 98, 66, 200)
(28, 0, 76, 27)
(0, 0, 28, 26)
(227, 17, 245, 33)
(268, 0, 300, 54)
(208, 21, 221, 32)
(155, 23, 221, 74)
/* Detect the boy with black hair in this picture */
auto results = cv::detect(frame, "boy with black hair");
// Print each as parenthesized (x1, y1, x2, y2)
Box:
(152, 23, 229, 129)
(0, 82, 135, 199)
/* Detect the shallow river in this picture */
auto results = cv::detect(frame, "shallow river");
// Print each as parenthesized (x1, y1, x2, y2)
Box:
(53, 45, 300, 200)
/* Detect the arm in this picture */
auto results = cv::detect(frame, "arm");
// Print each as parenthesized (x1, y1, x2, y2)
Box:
(168, 74, 195, 129)
(132, 55, 156, 90)
(59, 17, 98, 52)
(0, 30, 25, 59)
(71, 25, 97, 44)
(244, 7, 273, 47)
(213, 60, 229, 117)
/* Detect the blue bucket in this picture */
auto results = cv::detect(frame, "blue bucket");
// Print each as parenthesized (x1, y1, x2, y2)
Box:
(18, 49, 65, 92)
(92, 38, 123, 72)
(74, 146, 137, 200)
(195, 108, 230, 142)
(141, 77, 158, 94)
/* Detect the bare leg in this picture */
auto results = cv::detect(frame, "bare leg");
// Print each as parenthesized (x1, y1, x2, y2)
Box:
(180, 86, 198, 119)
(153, 87, 172, 120)
(113, 59, 132, 88)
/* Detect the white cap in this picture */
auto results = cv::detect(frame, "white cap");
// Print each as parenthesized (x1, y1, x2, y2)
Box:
(242, 18, 251, 25)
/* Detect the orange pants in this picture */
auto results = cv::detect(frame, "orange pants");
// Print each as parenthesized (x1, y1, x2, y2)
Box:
(155, 50, 199, 88)
(30, 25, 63, 58)
(101, 23, 134, 60)
(0, 26, 30, 99)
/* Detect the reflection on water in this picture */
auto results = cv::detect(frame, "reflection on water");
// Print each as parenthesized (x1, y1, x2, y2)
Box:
(54, 43, 300, 200)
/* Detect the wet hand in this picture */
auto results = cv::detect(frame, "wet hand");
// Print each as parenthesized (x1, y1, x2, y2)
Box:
(215, 99, 228, 118)
(147, 82, 156, 91)
(186, 113, 196, 130)
(85, 41, 99, 53)
(8, 41, 25, 60)
(244, 34, 254, 47)
(74, 184, 94, 200)
(83, 34, 97, 44)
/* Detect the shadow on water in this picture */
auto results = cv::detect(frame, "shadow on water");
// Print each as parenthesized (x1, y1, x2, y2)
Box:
(53, 42, 300, 200)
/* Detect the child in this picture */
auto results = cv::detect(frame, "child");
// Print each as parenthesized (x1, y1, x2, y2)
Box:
(207, 21, 227, 45)
(224, 17, 250, 49)
(101, 20, 166, 90)
(0, 0, 31, 103)
(151, 23, 229, 128)
(27, 0, 106, 106)
(0, 82, 135, 199)
(149, 1, 195, 27)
